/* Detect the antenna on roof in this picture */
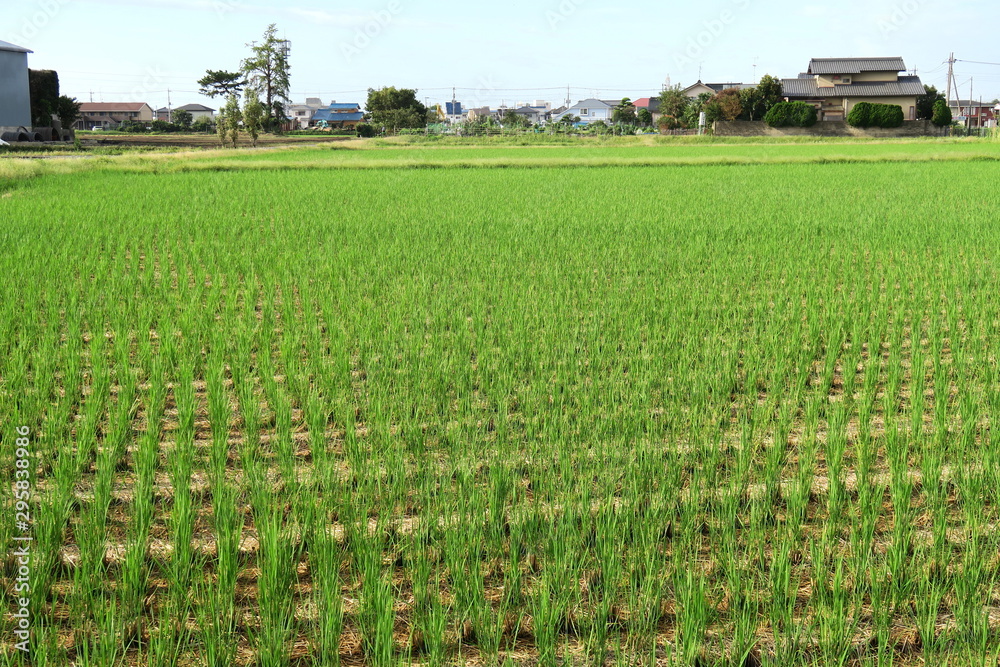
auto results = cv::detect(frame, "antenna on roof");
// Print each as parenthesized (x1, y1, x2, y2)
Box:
(753, 56, 758, 83)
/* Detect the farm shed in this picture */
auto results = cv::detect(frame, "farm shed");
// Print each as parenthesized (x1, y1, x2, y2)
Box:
(0, 39, 32, 133)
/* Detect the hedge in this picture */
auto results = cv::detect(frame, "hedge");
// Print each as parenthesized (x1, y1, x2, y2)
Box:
(29, 69, 60, 127)
(846, 102, 904, 128)
(763, 101, 818, 127)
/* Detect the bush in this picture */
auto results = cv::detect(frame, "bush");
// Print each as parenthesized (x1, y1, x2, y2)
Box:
(356, 123, 376, 138)
(117, 120, 148, 133)
(931, 99, 952, 126)
(847, 102, 904, 128)
(764, 101, 818, 127)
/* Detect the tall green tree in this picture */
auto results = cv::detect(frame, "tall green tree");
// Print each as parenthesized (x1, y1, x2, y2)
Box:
(243, 90, 265, 147)
(55, 95, 81, 130)
(739, 75, 783, 121)
(172, 109, 193, 129)
(365, 87, 428, 133)
(917, 85, 945, 121)
(221, 93, 242, 147)
(612, 98, 637, 125)
(197, 70, 246, 98)
(242, 24, 291, 131)
(657, 85, 690, 129)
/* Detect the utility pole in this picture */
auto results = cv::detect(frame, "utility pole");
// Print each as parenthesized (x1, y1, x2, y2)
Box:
(945, 52, 955, 108)
(167, 88, 172, 123)
(969, 77, 974, 127)
(565, 85, 570, 108)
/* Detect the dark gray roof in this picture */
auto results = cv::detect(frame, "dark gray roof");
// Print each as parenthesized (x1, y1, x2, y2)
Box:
(176, 103, 215, 112)
(0, 39, 32, 54)
(807, 57, 906, 74)
(782, 75, 924, 98)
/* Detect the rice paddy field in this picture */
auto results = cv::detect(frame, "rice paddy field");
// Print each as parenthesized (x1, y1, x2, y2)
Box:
(2, 137, 1000, 666)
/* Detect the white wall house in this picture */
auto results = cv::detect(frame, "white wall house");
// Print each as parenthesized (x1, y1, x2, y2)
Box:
(552, 98, 616, 124)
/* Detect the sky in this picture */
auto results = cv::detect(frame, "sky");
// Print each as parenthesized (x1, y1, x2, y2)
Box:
(6, 0, 1000, 111)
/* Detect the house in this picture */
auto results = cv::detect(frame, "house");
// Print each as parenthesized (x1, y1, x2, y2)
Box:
(781, 57, 924, 121)
(681, 81, 755, 99)
(466, 106, 491, 122)
(311, 102, 364, 129)
(511, 105, 546, 125)
(75, 102, 155, 130)
(0, 40, 33, 132)
(154, 103, 216, 122)
(551, 98, 618, 124)
(288, 98, 324, 129)
(948, 100, 997, 129)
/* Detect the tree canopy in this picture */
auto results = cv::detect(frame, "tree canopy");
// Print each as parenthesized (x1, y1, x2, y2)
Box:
(365, 87, 428, 132)
(197, 70, 246, 99)
(917, 85, 945, 121)
(242, 24, 291, 130)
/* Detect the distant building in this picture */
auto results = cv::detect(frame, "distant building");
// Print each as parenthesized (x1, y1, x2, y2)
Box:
(154, 103, 216, 122)
(75, 102, 155, 130)
(0, 39, 32, 132)
(681, 81, 755, 99)
(466, 106, 491, 122)
(551, 98, 618, 125)
(311, 102, 364, 129)
(781, 57, 923, 121)
(288, 98, 324, 129)
(949, 99, 996, 129)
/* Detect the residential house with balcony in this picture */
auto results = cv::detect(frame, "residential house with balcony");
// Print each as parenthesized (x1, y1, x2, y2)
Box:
(781, 57, 924, 121)
(75, 102, 155, 130)
(288, 98, 324, 129)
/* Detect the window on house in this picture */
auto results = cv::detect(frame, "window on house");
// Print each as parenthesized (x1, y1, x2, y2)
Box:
(580, 108, 588, 115)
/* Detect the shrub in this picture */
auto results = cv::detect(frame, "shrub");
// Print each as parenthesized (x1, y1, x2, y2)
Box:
(764, 102, 818, 127)
(846, 102, 873, 128)
(356, 123, 377, 138)
(118, 120, 148, 133)
(847, 102, 904, 128)
(931, 99, 952, 127)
